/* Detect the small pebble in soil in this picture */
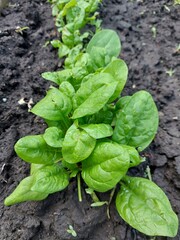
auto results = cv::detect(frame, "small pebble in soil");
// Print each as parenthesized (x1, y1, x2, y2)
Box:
(2, 97, 7, 102)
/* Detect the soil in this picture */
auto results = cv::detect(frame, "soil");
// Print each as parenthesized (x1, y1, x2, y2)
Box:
(0, 0, 180, 239)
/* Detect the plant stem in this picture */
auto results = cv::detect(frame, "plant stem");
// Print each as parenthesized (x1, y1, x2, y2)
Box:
(77, 173, 82, 202)
(107, 186, 116, 219)
(90, 191, 100, 203)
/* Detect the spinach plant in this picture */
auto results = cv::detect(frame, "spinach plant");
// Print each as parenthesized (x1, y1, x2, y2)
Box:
(4, 1, 178, 237)
(48, 0, 102, 64)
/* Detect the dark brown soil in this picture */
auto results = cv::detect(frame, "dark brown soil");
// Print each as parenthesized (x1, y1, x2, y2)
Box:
(0, 0, 180, 239)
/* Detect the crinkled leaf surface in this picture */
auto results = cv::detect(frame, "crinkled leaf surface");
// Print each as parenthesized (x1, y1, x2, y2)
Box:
(43, 127, 64, 148)
(113, 91, 159, 151)
(80, 123, 113, 139)
(87, 29, 121, 60)
(15, 135, 62, 164)
(60, 81, 75, 98)
(103, 59, 128, 102)
(62, 124, 96, 163)
(116, 176, 178, 237)
(4, 176, 48, 206)
(82, 142, 129, 192)
(31, 164, 69, 194)
(72, 73, 117, 118)
(31, 88, 72, 121)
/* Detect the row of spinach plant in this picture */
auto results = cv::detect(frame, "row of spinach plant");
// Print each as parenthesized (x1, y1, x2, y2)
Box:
(5, 0, 178, 237)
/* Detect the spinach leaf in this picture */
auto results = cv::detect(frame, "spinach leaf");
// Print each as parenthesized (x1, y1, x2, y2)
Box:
(43, 127, 64, 148)
(121, 145, 142, 167)
(31, 164, 69, 194)
(82, 142, 130, 192)
(80, 123, 113, 139)
(103, 59, 128, 102)
(15, 135, 62, 164)
(87, 29, 121, 61)
(42, 69, 72, 85)
(62, 124, 96, 163)
(113, 91, 159, 151)
(4, 176, 48, 206)
(116, 176, 178, 237)
(59, 81, 75, 98)
(31, 88, 72, 121)
(72, 73, 117, 118)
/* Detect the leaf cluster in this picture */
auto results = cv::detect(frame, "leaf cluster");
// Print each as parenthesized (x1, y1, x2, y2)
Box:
(4, 0, 178, 238)
(48, 0, 102, 64)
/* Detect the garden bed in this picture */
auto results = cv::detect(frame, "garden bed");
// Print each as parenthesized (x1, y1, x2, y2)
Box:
(0, 0, 180, 239)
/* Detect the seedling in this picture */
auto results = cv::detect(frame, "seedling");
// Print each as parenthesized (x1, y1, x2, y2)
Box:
(4, 0, 178, 238)
(175, 43, 180, 53)
(166, 68, 175, 77)
(174, 0, 180, 5)
(151, 26, 157, 38)
(67, 225, 77, 237)
(15, 26, 29, 35)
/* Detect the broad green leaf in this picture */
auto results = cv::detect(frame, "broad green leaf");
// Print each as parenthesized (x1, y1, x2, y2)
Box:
(31, 88, 72, 121)
(43, 127, 64, 148)
(62, 124, 96, 163)
(116, 176, 178, 237)
(30, 163, 45, 175)
(41, 69, 72, 85)
(122, 145, 142, 167)
(82, 142, 130, 192)
(15, 135, 62, 164)
(115, 96, 131, 111)
(4, 176, 48, 206)
(87, 29, 121, 60)
(61, 0, 77, 17)
(59, 81, 75, 98)
(88, 109, 114, 125)
(72, 73, 117, 118)
(31, 164, 69, 194)
(103, 59, 128, 102)
(112, 91, 159, 151)
(80, 124, 113, 139)
(88, 46, 107, 69)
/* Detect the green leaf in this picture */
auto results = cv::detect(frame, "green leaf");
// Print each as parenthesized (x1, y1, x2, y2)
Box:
(72, 73, 117, 119)
(41, 70, 72, 85)
(88, 46, 107, 69)
(87, 29, 121, 60)
(115, 96, 131, 111)
(43, 127, 64, 148)
(103, 59, 128, 102)
(62, 124, 96, 163)
(15, 135, 62, 164)
(4, 176, 48, 206)
(122, 145, 142, 167)
(112, 91, 159, 151)
(31, 164, 69, 194)
(116, 176, 179, 237)
(31, 88, 72, 121)
(30, 163, 45, 175)
(82, 142, 130, 192)
(59, 81, 75, 98)
(80, 123, 113, 139)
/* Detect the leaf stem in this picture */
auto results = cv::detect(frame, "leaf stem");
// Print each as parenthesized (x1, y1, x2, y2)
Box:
(77, 173, 82, 202)
(107, 186, 116, 219)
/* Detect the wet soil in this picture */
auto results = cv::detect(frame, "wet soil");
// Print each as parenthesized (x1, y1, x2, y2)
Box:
(0, 0, 180, 239)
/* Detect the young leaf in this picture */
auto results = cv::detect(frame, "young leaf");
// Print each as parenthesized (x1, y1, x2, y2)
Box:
(112, 91, 159, 151)
(116, 176, 178, 237)
(4, 176, 48, 206)
(41, 69, 72, 85)
(103, 59, 128, 102)
(15, 135, 62, 164)
(31, 164, 69, 194)
(87, 29, 121, 60)
(31, 88, 72, 121)
(62, 124, 96, 163)
(121, 145, 142, 167)
(43, 127, 64, 148)
(82, 142, 130, 192)
(59, 81, 75, 98)
(72, 73, 117, 119)
(80, 123, 113, 139)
